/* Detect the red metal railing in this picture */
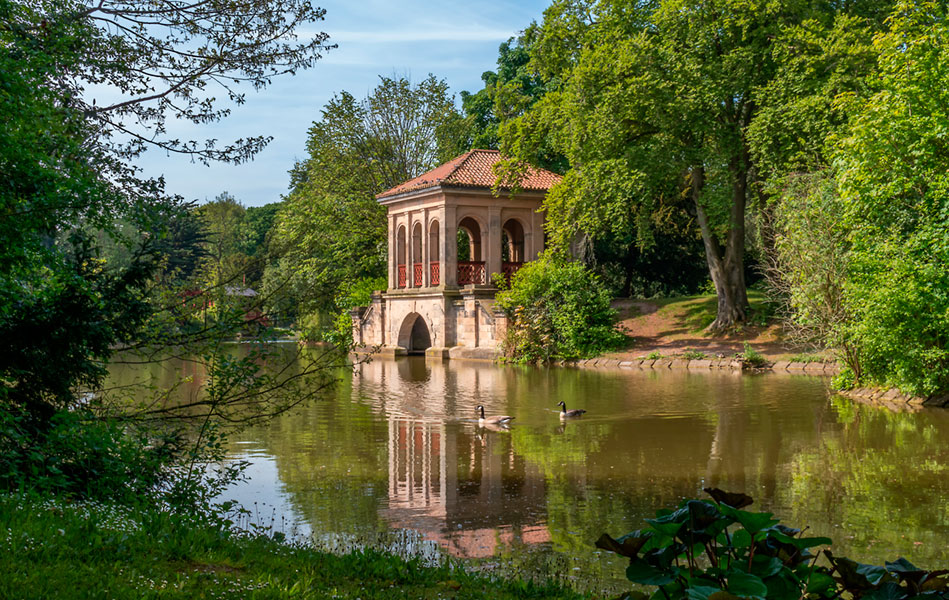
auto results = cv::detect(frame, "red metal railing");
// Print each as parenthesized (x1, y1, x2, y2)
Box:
(457, 261, 486, 285)
(430, 261, 440, 286)
(502, 261, 524, 283)
(397, 264, 406, 288)
(413, 263, 423, 287)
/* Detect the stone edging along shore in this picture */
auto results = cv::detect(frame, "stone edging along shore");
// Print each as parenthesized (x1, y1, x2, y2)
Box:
(564, 356, 949, 409)
(565, 356, 840, 375)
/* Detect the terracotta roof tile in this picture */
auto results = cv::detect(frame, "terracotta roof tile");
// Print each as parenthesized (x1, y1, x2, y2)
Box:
(376, 149, 562, 200)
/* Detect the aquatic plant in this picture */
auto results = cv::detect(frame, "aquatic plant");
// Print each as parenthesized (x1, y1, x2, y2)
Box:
(596, 488, 948, 600)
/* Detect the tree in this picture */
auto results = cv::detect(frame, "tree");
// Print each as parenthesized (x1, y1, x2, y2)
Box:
(500, 0, 884, 330)
(266, 75, 462, 333)
(826, 1, 949, 396)
(0, 0, 336, 495)
(459, 28, 565, 172)
(197, 192, 249, 291)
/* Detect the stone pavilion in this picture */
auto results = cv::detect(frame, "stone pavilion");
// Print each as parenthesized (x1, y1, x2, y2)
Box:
(350, 149, 561, 359)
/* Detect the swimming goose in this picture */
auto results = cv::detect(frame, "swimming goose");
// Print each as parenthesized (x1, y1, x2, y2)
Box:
(557, 400, 586, 419)
(477, 405, 515, 425)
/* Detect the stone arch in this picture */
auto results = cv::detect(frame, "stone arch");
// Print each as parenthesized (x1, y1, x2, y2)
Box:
(457, 216, 483, 261)
(397, 225, 407, 288)
(411, 221, 423, 287)
(428, 220, 440, 286)
(501, 218, 526, 263)
(398, 312, 432, 354)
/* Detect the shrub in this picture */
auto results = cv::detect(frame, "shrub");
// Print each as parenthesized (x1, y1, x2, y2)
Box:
(741, 342, 768, 368)
(597, 488, 948, 600)
(495, 256, 624, 362)
(0, 408, 181, 503)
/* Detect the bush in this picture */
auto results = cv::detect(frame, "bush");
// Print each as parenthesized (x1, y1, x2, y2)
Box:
(741, 342, 768, 368)
(495, 256, 624, 362)
(0, 408, 181, 503)
(597, 488, 948, 600)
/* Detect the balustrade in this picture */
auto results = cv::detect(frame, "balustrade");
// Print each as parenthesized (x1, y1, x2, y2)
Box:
(413, 263, 423, 287)
(502, 261, 523, 283)
(397, 264, 406, 288)
(430, 261, 440, 286)
(457, 261, 486, 285)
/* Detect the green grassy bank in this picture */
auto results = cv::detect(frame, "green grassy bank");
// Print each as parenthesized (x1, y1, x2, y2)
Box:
(0, 494, 586, 600)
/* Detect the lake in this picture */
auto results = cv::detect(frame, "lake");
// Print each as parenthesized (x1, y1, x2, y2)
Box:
(116, 353, 949, 595)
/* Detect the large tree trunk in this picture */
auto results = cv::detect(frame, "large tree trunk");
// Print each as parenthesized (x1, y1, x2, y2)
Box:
(691, 164, 749, 331)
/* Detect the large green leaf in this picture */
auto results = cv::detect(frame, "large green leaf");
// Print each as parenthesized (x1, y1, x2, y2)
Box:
(726, 570, 768, 599)
(765, 572, 803, 600)
(863, 582, 908, 600)
(647, 507, 689, 537)
(750, 555, 783, 579)
(703, 488, 754, 509)
(627, 558, 678, 586)
(828, 551, 891, 590)
(806, 571, 838, 595)
(686, 585, 723, 600)
(730, 529, 752, 549)
(596, 530, 654, 559)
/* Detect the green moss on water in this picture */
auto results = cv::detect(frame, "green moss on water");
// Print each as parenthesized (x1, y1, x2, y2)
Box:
(0, 494, 587, 599)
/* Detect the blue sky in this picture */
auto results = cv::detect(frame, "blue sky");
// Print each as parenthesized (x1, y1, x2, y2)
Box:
(135, 0, 550, 208)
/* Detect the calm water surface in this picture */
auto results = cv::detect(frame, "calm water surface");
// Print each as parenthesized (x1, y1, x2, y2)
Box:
(128, 355, 949, 594)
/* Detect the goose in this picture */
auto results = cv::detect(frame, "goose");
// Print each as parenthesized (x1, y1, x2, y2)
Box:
(557, 400, 586, 419)
(477, 405, 515, 426)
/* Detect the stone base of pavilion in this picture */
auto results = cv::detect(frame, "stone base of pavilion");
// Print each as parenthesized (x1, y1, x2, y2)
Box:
(352, 345, 501, 361)
(351, 285, 509, 361)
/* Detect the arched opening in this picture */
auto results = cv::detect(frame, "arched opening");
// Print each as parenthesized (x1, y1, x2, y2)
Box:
(397, 225, 407, 288)
(412, 222, 423, 287)
(429, 220, 440, 286)
(398, 312, 432, 354)
(457, 216, 485, 285)
(501, 218, 526, 282)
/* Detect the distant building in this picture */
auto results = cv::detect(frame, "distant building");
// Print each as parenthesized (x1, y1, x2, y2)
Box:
(351, 149, 561, 359)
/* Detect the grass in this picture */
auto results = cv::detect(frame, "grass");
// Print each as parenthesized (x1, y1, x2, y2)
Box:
(0, 494, 587, 600)
(632, 291, 777, 335)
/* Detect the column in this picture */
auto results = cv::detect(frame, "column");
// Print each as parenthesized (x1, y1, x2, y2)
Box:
(443, 204, 457, 287)
(388, 213, 396, 289)
(422, 208, 430, 287)
(486, 206, 502, 283)
(530, 208, 545, 261)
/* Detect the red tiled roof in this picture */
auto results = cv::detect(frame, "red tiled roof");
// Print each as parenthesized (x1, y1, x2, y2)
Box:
(375, 149, 562, 200)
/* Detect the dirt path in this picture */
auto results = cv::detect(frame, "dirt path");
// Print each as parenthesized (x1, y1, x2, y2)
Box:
(605, 298, 819, 361)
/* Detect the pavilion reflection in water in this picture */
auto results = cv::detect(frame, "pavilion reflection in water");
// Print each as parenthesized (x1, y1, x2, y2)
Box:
(353, 358, 551, 558)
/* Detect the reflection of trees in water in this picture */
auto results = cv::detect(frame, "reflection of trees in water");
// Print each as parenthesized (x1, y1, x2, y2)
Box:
(782, 397, 949, 567)
(208, 356, 949, 587)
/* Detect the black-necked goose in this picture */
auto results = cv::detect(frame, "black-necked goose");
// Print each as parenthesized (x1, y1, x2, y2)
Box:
(477, 405, 515, 425)
(557, 400, 586, 419)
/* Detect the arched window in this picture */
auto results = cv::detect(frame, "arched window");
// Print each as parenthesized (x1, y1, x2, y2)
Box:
(412, 222, 423, 286)
(397, 225, 407, 288)
(501, 218, 526, 282)
(457, 216, 485, 285)
(429, 220, 440, 286)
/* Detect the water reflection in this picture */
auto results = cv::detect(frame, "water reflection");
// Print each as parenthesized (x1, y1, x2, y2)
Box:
(145, 355, 949, 594)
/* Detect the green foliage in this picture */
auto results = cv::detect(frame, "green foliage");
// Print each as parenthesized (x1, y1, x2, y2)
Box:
(645, 351, 663, 361)
(266, 75, 460, 324)
(741, 343, 768, 368)
(496, 257, 624, 362)
(831, 3, 949, 396)
(0, 493, 586, 600)
(680, 350, 707, 361)
(767, 1, 949, 396)
(0, 408, 181, 502)
(597, 489, 947, 600)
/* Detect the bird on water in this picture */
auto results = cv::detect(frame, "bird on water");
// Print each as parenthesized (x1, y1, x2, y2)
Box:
(476, 405, 515, 425)
(557, 400, 586, 419)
